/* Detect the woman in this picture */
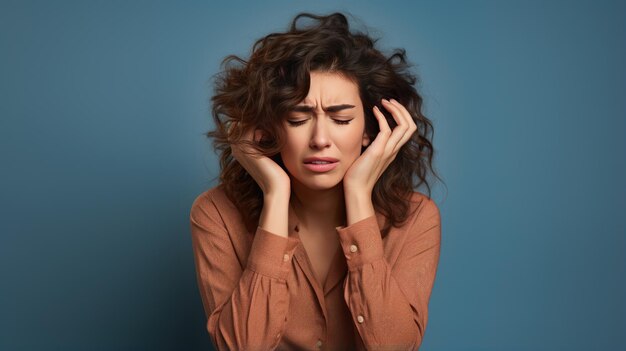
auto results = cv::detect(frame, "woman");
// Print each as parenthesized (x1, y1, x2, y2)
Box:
(190, 11, 443, 351)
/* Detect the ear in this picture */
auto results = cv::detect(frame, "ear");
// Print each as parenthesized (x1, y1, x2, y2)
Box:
(362, 132, 370, 147)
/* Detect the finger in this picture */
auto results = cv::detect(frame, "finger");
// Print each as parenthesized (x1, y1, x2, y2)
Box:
(228, 120, 251, 146)
(389, 99, 413, 129)
(369, 105, 392, 157)
(389, 99, 417, 154)
(230, 123, 259, 157)
(381, 99, 409, 153)
(242, 126, 254, 141)
(254, 129, 263, 143)
(373, 105, 392, 138)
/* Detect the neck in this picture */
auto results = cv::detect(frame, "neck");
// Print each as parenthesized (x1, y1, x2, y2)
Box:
(290, 180, 346, 231)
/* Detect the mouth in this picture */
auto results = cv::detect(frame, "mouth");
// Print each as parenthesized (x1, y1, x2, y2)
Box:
(303, 156, 339, 164)
(303, 160, 337, 164)
(303, 160, 339, 173)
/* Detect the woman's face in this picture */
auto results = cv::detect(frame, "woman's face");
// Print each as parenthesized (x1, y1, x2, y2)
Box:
(280, 70, 370, 191)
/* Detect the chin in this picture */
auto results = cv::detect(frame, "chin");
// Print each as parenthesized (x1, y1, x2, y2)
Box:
(293, 173, 343, 191)
(306, 181, 341, 191)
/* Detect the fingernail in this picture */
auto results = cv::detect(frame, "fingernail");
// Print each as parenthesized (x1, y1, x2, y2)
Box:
(390, 98, 398, 103)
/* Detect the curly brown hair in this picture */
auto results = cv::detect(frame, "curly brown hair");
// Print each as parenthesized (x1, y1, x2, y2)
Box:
(205, 11, 443, 236)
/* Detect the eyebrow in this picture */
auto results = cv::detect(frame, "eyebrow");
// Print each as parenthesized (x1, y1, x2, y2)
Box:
(290, 104, 355, 113)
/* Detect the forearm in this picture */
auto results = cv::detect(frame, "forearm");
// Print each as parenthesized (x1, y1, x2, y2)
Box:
(338, 194, 441, 350)
(344, 190, 375, 226)
(336, 216, 424, 350)
(259, 191, 290, 238)
(207, 268, 290, 351)
(191, 191, 299, 351)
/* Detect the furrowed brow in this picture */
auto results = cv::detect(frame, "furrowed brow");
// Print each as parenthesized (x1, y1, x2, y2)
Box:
(291, 104, 355, 113)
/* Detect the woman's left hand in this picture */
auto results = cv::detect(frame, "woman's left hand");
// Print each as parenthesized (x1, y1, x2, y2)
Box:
(343, 98, 417, 195)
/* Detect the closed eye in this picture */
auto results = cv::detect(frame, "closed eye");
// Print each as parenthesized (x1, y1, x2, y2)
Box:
(334, 119, 352, 125)
(287, 119, 353, 127)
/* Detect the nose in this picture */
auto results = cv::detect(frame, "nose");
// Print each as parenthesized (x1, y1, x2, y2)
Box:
(309, 117, 331, 150)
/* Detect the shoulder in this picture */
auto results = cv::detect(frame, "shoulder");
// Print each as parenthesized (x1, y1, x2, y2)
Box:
(189, 184, 237, 223)
(191, 184, 226, 208)
(406, 191, 441, 239)
(409, 191, 440, 222)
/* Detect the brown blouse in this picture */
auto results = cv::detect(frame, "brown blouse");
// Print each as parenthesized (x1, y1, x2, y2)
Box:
(189, 185, 441, 351)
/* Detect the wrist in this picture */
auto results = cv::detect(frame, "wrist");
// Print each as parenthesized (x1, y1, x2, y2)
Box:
(259, 193, 290, 238)
(343, 185, 370, 199)
(344, 190, 375, 226)
(264, 189, 290, 204)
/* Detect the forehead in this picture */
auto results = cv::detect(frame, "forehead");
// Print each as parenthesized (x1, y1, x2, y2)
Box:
(298, 71, 359, 106)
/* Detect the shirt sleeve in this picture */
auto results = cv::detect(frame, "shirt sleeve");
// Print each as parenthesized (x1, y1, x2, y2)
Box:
(189, 194, 299, 351)
(336, 198, 441, 350)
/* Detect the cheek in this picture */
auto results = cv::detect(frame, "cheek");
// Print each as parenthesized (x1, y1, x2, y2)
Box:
(280, 138, 301, 167)
(343, 128, 365, 156)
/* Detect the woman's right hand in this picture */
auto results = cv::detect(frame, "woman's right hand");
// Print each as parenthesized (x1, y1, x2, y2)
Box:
(229, 121, 291, 196)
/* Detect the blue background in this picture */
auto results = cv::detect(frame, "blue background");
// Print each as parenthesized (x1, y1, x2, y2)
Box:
(1, 0, 624, 350)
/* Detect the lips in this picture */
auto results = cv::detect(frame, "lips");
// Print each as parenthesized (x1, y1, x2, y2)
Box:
(303, 161, 338, 173)
(303, 156, 339, 164)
